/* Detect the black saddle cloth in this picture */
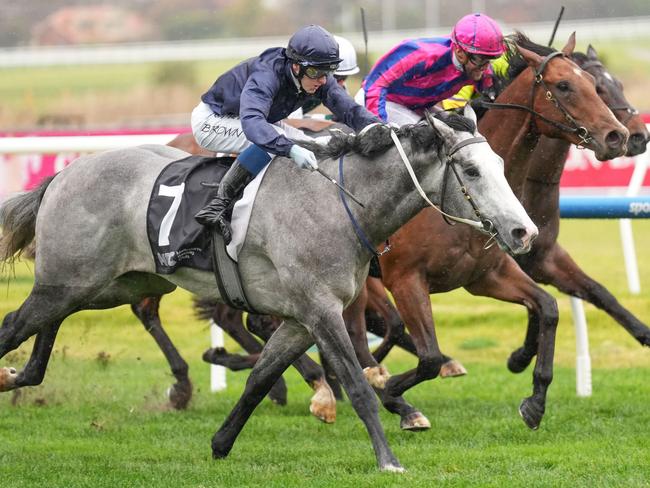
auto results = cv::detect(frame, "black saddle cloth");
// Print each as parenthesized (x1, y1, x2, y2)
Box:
(147, 154, 235, 274)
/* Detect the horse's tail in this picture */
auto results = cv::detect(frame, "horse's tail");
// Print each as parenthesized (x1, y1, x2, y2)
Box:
(0, 176, 55, 263)
(192, 296, 220, 321)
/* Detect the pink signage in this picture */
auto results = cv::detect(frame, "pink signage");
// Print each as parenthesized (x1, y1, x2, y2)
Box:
(0, 128, 187, 200)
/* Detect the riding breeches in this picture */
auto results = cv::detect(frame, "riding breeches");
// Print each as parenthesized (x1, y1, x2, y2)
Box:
(191, 102, 312, 156)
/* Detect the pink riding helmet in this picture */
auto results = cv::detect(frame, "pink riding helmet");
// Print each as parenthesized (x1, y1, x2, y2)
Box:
(451, 13, 505, 57)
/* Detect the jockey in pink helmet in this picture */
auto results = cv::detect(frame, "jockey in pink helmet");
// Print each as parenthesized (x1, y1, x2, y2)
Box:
(361, 13, 505, 124)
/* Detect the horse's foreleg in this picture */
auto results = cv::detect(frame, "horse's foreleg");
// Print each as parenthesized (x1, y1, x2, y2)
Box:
(465, 258, 559, 430)
(527, 243, 650, 347)
(131, 296, 192, 410)
(365, 277, 402, 363)
(309, 310, 403, 472)
(289, 353, 336, 423)
(344, 282, 422, 429)
(211, 319, 313, 459)
(365, 277, 464, 377)
(247, 314, 334, 414)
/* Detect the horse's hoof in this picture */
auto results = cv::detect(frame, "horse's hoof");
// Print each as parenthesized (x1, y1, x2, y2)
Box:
(400, 411, 431, 431)
(380, 463, 406, 473)
(211, 435, 231, 459)
(518, 397, 544, 430)
(202, 347, 226, 364)
(507, 348, 533, 373)
(440, 359, 467, 378)
(0, 367, 17, 392)
(637, 331, 650, 347)
(309, 378, 336, 423)
(167, 380, 192, 410)
(363, 366, 391, 389)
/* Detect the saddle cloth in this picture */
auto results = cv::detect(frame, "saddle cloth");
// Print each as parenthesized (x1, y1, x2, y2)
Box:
(147, 154, 268, 274)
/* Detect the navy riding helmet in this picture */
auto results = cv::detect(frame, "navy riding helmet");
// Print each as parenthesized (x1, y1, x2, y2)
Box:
(286, 25, 342, 78)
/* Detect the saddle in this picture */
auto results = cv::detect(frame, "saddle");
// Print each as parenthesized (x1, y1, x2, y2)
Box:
(147, 154, 255, 311)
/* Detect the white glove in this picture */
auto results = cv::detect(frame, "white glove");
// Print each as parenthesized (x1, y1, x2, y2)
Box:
(289, 145, 318, 171)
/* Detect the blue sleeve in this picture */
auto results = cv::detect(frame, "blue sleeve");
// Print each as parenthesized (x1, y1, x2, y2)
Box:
(322, 78, 381, 131)
(239, 69, 295, 156)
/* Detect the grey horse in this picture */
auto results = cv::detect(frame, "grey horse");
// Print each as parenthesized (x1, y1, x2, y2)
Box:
(0, 107, 537, 471)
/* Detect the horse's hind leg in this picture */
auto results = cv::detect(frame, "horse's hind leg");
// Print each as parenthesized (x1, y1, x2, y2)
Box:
(526, 244, 650, 347)
(131, 296, 192, 410)
(0, 284, 86, 391)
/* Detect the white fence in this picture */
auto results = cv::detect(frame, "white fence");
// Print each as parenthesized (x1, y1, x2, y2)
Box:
(2, 16, 650, 68)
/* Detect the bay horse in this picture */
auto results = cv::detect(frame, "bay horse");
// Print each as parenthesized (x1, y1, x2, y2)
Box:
(352, 33, 629, 431)
(0, 107, 537, 471)
(514, 44, 650, 348)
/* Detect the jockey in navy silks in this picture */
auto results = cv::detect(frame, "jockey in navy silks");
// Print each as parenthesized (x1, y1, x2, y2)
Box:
(192, 25, 381, 243)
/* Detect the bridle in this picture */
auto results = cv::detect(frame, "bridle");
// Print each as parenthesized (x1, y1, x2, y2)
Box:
(337, 117, 500, 258)
(478, 51, 593, 147)
(581, 59, 639, 125)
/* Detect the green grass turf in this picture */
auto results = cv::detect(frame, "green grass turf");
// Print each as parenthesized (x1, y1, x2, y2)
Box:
(0, 219, 649, 486)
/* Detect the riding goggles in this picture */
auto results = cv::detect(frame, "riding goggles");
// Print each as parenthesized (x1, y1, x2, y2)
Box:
(302, 63, 339, 79)
(466, 53, 497, 69)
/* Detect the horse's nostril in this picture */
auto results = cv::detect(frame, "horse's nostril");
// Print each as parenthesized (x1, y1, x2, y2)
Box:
(629, 133, 648, 148)
(605, 130, 624, 148)
(511, 227, 528, 242)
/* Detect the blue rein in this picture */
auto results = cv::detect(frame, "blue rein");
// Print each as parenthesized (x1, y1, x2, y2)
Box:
(338, 155, 391, 257)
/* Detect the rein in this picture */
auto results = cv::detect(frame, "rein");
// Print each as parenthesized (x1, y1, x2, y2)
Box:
(338, 156, 391, 258)
(477, 51, 592, 147)
(336, 124, 497, 257)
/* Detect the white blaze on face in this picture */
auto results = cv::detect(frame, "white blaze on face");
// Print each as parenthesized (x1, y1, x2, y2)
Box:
(573, 67, 586, 78)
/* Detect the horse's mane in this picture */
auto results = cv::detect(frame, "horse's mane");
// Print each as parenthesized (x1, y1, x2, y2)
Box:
(299, 112, 476, 160)
(486, 31, 557, 98)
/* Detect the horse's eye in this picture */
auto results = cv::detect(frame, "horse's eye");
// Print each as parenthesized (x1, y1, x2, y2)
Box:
(556, 81, 570, 92)
(464, 166, 480, 178)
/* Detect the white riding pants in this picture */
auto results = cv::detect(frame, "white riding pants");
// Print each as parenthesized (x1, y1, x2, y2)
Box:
(191, 101, 312, 155)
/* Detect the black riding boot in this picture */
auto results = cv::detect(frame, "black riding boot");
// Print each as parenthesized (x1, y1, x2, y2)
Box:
(195, 160, 253, 244)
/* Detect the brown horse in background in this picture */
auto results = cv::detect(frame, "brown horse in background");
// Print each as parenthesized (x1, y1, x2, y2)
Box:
(515, 45, 650, 348)
(364, 33, 628, 431)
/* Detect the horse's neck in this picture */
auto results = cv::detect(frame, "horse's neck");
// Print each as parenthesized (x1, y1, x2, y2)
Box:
(480, 72, 543, 197)
(336, 146, 439, 247)
(520, 137, 570, 223)
(526, 137, 571, 185)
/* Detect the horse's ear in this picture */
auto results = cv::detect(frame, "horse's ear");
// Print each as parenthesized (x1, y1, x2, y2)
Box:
(515, 44, 543, 70)
(425, 110, 455, 140)
(463, 104, 477, 127)
(586, 44, 598, 60)
(561, 32, 576, 56)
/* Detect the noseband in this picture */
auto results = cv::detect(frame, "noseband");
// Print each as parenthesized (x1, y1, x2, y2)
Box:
(439, 136, 495, 237)
(479, 51, 593, 147)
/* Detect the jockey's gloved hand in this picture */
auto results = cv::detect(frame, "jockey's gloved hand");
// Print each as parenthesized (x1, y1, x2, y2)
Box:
(289, 144, 318, 171)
